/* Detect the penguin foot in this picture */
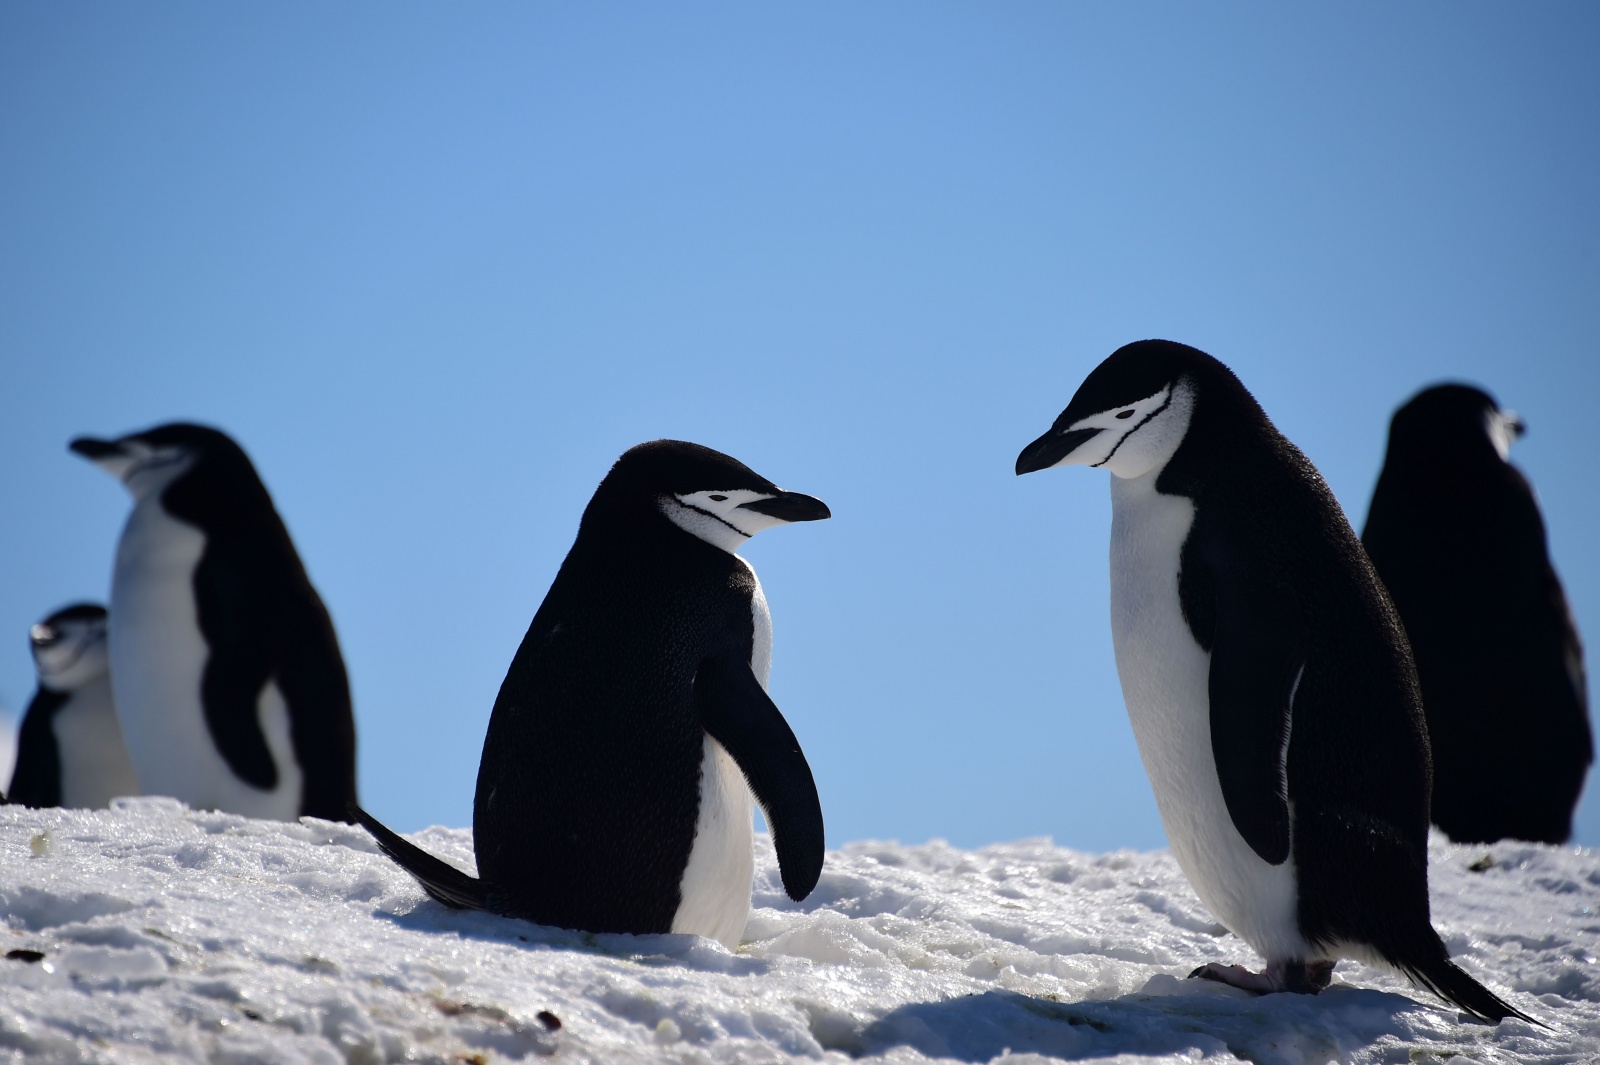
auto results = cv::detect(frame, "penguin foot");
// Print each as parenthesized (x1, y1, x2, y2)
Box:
(1188, 959, 1334, 995)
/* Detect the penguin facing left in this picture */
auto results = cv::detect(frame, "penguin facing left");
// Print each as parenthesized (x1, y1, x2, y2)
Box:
(70, 423, 357, 822)
(354, 440, 829, 949)
(7, 603, 140, 809)
(1016, 340, 1529, 1023)
(1363, 384, 1591, 844)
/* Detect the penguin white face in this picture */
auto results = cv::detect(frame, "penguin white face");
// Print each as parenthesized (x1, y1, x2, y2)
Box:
(1018, 377, 1197, 481)
(30, 608, 110, 692)
(661, 488, 830, 554)
(1485, 408, 1524, 462)
(598, 440, 831, 554)
(70, 434, 197, 502)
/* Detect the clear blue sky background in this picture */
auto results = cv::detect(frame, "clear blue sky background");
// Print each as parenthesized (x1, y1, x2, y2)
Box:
(3, 4, 1596, 852)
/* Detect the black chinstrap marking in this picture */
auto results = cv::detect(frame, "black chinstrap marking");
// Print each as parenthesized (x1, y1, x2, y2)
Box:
(1091, 387, 1175, 469)
(673, 498, 752, 539)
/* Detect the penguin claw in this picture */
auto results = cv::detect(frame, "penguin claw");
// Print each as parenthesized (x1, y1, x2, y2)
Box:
(1188, 959, 1334, 995)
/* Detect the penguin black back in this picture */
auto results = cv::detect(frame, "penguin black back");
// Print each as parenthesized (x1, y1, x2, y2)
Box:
(159, 426, 356, 819)
(8, 687, 69, 808)
(1364, 384, 1591, 844)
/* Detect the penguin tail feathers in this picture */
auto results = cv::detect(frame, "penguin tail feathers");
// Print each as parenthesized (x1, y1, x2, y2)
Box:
(349, 803, 488, 911)
(1402, 954, 1538, 1026)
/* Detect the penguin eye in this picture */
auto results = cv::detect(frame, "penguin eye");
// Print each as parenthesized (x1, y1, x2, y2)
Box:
(708, 494, 728, 502)
(1115, 410, 1136, 420)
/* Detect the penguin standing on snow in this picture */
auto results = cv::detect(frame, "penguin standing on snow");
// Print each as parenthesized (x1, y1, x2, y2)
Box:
(1363, 384, 1591, 844)
(70, 423, 357, 822)
(355, 440, 828, 948)
(7, 603, 139, 809)
(1016, 341, 1528, 1023)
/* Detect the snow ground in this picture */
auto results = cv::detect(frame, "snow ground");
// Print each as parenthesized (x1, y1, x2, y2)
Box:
(2, 799, 1597, 1064)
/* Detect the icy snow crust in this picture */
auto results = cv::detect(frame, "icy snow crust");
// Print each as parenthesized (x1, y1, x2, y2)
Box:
(2, 799, 1597, 1064)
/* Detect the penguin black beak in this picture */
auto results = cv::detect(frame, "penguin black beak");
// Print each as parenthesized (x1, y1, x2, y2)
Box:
(738, 491, 831, 523)
(1015, 427, 1103, 475)
(69, 437, 124, 460)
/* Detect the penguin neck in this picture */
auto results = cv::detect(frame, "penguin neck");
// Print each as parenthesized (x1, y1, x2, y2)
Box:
(574, 497, 745, 570)
(1150, 384, 1284, 504)
(1384, 427, 1509, 494)
(154, 449, 283, 542)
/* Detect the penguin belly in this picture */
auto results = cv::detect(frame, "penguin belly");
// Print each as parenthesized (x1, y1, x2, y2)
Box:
(110, 501, 303, 820)
(672, 737, 756, 947)
(51, 675, 139, 808)
(1108, 472, 1309, 962)
(670, 558, 772, 948)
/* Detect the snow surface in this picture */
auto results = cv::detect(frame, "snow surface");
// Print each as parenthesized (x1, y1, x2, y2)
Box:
(3, 799, 1599, 1064)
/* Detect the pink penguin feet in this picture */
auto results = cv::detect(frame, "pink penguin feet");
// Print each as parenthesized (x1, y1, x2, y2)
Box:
(1189, 958, 1335, 995)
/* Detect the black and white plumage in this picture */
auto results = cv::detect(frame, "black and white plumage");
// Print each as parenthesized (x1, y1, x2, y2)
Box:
(1016, 340, 1528, 1023)
(1363, 384, 1591, 845)
(7, 603, 139, 809)
(70, 423, 356, 822)
(354, 440, 829, 948)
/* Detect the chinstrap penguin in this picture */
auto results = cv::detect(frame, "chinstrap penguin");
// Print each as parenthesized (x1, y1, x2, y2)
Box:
(70, 423, 357, 822)
(7, 603, 139, 809)
(354, 440, 829, 949)
(1363, 384, 1590, 844)
(1015, 340, 1529, 1023)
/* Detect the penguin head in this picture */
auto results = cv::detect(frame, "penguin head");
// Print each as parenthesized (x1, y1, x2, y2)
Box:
(70, 422, 245, 502)
(1016, 339, 1217, 480)
(592, 440, 830, 553)
(1387, 383, 1524, 466)
(29, 603, 109, 693)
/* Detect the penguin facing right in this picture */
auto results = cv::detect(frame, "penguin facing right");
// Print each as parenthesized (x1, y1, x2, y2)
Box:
(1363, 384, 1591, 844)
(1015, 340, 1529, 1023)
(70, 423, 357, 822)
(354, 440, 829, 949)
(7, 603, 140, 809)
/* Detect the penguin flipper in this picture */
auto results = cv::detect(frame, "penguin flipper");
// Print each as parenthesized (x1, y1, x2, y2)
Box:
(1194, 528, 1305, 867)
(694, 653, 825, 902)
(349, 803, 487, 910)
(191, 551, 281, 791)
(8, 690, 66, 809)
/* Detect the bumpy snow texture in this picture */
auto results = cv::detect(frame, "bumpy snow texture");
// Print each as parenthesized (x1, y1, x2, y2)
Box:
(1, 797, 1597, 1064)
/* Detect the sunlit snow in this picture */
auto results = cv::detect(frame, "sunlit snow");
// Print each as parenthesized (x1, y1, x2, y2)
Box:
(2, 797, 1597, 1063)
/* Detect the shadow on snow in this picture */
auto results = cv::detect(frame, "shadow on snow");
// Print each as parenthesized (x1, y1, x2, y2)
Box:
(833, 984, 1429, 1063)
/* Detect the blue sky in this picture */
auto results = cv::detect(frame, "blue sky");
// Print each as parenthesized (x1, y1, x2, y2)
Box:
(2, 3, 1596, 851)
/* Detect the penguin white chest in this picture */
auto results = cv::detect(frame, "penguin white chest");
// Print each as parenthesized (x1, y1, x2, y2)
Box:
(109, 499, 302, 820)
(51, 675, 140, 809)
(671, 561, 766, 948)
(1108, 472, 1307, 962)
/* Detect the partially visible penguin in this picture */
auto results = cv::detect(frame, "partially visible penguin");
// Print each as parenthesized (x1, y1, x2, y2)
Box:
(70, 423, 357, 822)
(1016, 341, 1528, 1022)
(354, 440, 829, 948)
(1363, 384, 1591, 844)
(7, 603, 139, 808)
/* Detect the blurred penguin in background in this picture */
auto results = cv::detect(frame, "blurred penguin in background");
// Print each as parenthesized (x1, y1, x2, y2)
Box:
(8, 603, 139, 809)
(1364, 384, 1590, 844)
(70, 423, 357, 822)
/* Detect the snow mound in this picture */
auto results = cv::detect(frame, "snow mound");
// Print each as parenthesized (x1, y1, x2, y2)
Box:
(2, 798, 1597, 1064)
